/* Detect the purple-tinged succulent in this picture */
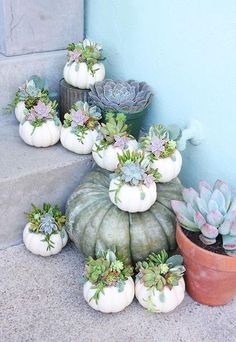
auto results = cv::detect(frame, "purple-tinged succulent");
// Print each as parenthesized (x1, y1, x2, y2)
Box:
(171, 180, 236, 256)
(71, 109, 89, 127)
(68, 50, 81, 63)
(113, 135, 129, 149)
(39, 213, 58, 235)
(89, 79, 153, 114)
(33, 101, 52, 118)
(146, 137, 167, 158)
(143, 174, 155, 188)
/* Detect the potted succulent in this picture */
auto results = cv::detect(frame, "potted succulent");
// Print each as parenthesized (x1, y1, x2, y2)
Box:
(7, 75, 49, 122)
(23, 203, 68, 257)
(109, 150, 160, 213)
(60, 101, 101, 154)
(83, 250, 134, 313)
(63, 39, 105, 89)
(140, 124, 182, 183)
(19, 99, 61, 147)
(89, 79, 153, 138)
(171, 179, 236, 306)
(92, 112, 138, 171)
(135, 250, 185, 312)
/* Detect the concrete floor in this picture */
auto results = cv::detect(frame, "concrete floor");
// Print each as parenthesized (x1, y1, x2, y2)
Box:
(1, 243, 235, 342)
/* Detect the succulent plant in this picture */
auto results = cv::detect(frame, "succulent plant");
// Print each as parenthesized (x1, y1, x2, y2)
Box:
(89, 79, 153, 114)
(66, 39, 105, 75)
(136, 250, 185, 291)
(24, 99, 59, 130)
(84, 250, 133, 303)
(7, 75, 49, 112)
(63, 101, 101, 142)
(115, 150, 161, 188)
(171, 180, 236, 256)
(140, 124, 178, 160)
(27, 203, 66, 250)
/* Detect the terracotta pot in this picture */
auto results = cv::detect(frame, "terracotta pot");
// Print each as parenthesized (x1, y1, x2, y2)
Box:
(176, 224, 236, 306)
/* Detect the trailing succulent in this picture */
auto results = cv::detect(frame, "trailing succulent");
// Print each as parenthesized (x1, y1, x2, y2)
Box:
(27, 203, 66, 250)
(7, 75, 49, 112)
(93, 112, 132, 152)
(83, 250, 133, 304)
(140, 124, 181, 161)
(171, 180, 236, 256)
(136, 250, 185, 312)
(63, 101, 101, 143)
(66, 38, 105, 76)
(23, 99, 60, 131)
(89, 79, 153, 114)
(111, 150, 160, 203)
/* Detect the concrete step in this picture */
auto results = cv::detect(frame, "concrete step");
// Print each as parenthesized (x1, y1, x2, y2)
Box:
(0, 50, 67, 120)
(1, 243, 235, 342)
(0, 116, 93, 249)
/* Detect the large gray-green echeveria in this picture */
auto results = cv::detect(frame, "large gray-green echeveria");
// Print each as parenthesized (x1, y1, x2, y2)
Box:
(89, 79, 153, 114)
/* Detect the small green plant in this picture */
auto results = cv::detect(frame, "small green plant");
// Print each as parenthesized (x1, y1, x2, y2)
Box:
(66, 39, 105, 76)
(27, 203, 66, 250)
(63, 101, 101, 143)
(140, 124, 179, 161)
(83, 250, 133, 304)
(7, 76, 49, 112)
(93, 112, 132, 152)
(110, 150, 161, 204)
(136, 250, 185, 312)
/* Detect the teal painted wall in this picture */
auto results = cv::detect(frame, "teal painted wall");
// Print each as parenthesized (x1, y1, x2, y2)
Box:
(85, 0, 236, 190)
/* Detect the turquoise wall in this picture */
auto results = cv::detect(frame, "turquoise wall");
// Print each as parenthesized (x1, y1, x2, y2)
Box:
(85, 0, 236, 190)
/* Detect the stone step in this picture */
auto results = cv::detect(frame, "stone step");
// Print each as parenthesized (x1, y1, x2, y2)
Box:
(0, 50, 67, 120)
(0, 116, 93, 249)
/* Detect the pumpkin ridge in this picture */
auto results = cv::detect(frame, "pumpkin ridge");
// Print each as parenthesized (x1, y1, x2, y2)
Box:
(149, 206, 170, 251)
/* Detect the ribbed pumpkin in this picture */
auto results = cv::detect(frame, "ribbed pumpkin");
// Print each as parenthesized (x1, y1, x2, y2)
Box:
(66, 168, 183, 263)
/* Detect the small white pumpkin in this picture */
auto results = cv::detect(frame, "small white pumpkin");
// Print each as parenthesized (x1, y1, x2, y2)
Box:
(83, 277, 134, 313)
(23, 223, 68, 257)
(60, 126, 97, 154)
(15, 101, 26, 122)
(151, 150, 182, 183)
(19, 120, 61, 147)
(63, 62, 105, 89)
(135, 277, 185, 313)
(92, 139, 138, 171)
(109, 177, 157, 213)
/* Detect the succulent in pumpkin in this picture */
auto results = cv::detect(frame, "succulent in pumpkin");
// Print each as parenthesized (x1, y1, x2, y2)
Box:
(89, 79, 153, 114)
(66, 39, 105, 76)
(63, 101, 101, 143)
(7, 75, 49, 112)
(83, 250, 134, 304)
(171, 180, 236, 256)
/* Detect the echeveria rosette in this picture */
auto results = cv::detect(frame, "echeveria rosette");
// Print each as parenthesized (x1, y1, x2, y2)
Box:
(24, 99, 59, 129)
(66, 39, 104, 75)
(63, 101, 101, 142)
(7, 76, 49, 112)
(140, 124, 177, 161)
(171, 180, 236, 256)
(89, 79, 153, 114)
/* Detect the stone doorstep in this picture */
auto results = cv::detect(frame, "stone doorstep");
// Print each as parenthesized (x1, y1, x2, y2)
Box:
(0, 116, 93, 249)
(0, 0, 83, 56)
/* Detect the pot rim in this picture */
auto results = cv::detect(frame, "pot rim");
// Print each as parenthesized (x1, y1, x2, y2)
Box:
(176, 223, 236, 271)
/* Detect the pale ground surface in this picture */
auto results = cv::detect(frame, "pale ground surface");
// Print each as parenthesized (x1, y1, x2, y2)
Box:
(1, 243, 236, 342)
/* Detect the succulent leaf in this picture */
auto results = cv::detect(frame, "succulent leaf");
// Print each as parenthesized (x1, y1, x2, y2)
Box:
(206, 211, 224, 227)
(200, 223, 219, 239)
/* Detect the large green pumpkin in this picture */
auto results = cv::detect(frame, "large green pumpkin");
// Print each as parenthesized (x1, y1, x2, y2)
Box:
(66, 168, 183, 263)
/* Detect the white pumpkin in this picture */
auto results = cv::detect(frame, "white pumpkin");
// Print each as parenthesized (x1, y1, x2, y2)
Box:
(151, 150, 182, 183)
(63, 61, 105, 89)
(83, 277, 134, 313)
(109, 177, 157, 213)
(23, 223, 68, 257)
(135, 277, 185, 313)
(60, 126, 97, 154)
(92, 139, 138, 171)
(19, 120, 61, 147)
(15, 101, 26, 122)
